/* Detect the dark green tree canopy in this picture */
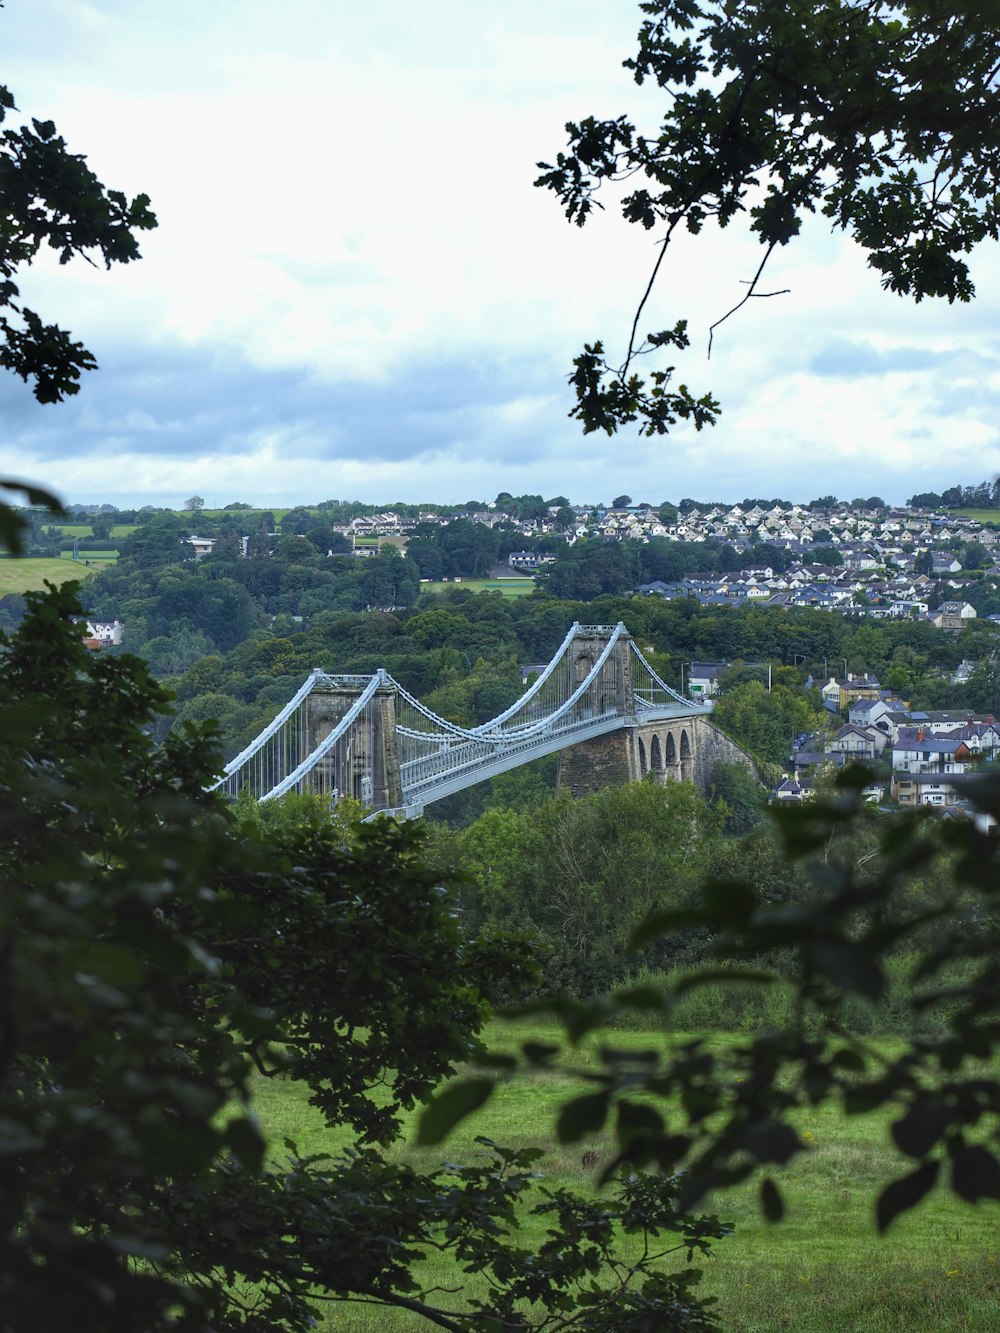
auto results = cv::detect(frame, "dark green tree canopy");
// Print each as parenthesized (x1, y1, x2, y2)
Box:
(538, 0, 1000, 434)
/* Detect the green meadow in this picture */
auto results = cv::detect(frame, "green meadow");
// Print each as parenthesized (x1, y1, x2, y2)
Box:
(251, 1021, 1000, 1332)
(0, 557, 96, 594)
(48, 523, 138, 538)
(423, 577, 536, 599)
(952, 509, 1000, 528)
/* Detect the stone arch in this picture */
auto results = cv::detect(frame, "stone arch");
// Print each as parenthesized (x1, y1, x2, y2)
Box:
(665, 732, 677, 765)
(575, 652, 593, 684)
(680, 728, 693, 780)
(650, 734, 663, 771)
(637, 736, 647, 774)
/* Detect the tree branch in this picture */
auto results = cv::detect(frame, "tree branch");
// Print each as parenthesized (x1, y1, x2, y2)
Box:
(707, 242, 789, 358)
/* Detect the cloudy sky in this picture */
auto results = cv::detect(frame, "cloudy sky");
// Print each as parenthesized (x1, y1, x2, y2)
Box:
(3, 0, 998, 509)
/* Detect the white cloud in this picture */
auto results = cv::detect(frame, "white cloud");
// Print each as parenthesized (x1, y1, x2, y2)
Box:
(2, 0, 998, 507)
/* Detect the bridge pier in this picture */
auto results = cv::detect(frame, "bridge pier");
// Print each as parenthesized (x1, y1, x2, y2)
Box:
(559, 716, 753, 798)
(557, 728, 637, 799)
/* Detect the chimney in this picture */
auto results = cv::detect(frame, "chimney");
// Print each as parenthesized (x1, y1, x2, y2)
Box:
(917, 726, 925, 742)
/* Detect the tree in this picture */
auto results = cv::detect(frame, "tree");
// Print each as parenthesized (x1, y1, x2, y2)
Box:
(459, 782, 721, 995)
(810, 544, 844, 567)
(707, 761, 766, 836)
(1, 583, 732, 1331)
(612, 493, 632, 509)
(0, 74, 156, 551)
(962, 541, 989, 570)
(432, 764, 1000, 1237)
(88, 512, 113, 540)
(537, 0, 1000, 434)
(185, 495, 205, 517)
(712, 680, 825, 768)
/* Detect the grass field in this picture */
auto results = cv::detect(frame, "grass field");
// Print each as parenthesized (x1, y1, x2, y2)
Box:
(952, 509, 1000, 527)
(0, 557, 97, 594)
(201, 508, 291, 522)
(251, 1022, 1000, 1331)
(58, 550, 119, 564)
(49, 523, 137, 538)
(422, 577, 536, 599)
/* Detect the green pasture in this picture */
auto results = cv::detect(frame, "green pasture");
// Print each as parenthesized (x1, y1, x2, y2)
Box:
(48, 523, 137, 537)
(423, 577, 536, 599)
(0, 557, 95, 594)
(200, 508, 290, 522)
(952, 509, 1000, 527)
(59, 550, 119, 564)
(252, 1020, 1000, 1332)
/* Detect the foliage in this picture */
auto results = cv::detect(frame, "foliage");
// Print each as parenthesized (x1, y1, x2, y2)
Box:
(537, 0, 1000, 433)
(457, 782, 721, 995)
(909, 479, 1000, 511)
(1, 583, 733, 1331)
(0, 71, 155, 550)
(431, 765, 1000, 1235)
(712, 680, 827, 768)
(707, 761, 765, 836)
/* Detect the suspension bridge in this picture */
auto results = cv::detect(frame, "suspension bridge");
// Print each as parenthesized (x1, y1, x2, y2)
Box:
(212, 622, 750, 817)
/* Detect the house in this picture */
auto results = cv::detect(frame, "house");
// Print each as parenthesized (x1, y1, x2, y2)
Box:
(931, 554, 962, 574)
(826, 724, 886, 759)
(848, 697, 893, 733)
(932, 601, 977, 631)
(821, 674, 882, 711)
(772, 776, 809, 802)
(891, 735, 973, 774)
(893, 773, 962, 807)
(187, 535, 216, 558)
(82, 619, 124, 648)
(687, 662, 726, 699)
(919, 711, 996, 735)
(507, 551, 544, 570)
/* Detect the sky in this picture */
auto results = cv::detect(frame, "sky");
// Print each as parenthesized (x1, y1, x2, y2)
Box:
(3, 0, 999, 510)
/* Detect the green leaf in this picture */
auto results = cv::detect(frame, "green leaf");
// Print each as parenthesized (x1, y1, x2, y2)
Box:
(472, 1051, 518, 1071)
(630, 907, 703, 949)
(556, 1090, 611, 1144)
(612, 984, 667, 1012)
(891, 1102, 951, 1160)
(616, 1099, 664, 1147)
(745, 1121, 800, 1166)
(760, 1176, 784, 1222)
(702, 876, 757, 924)
(225, 1116, 266, 1171)
(417, 1078, 494, 1146)
(831, 1047, 865, 1073)
(521, 1041, 560, 1063)
(808, 937, 885, 1000)
(876, 1161, 939, 1233)
(951, 1145, 1000, 1203)
(672, 967, 774, 996)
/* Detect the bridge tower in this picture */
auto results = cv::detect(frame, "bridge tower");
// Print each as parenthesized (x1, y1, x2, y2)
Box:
(556, 625, 642, 798)
(305, 676, 403, 810)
